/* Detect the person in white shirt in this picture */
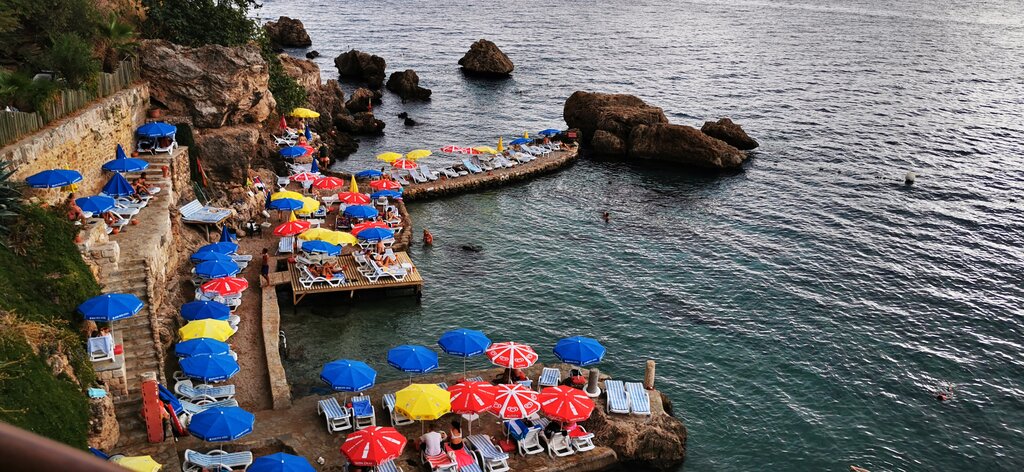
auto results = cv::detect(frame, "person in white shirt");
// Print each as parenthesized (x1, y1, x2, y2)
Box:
(419, 423, 447, 457)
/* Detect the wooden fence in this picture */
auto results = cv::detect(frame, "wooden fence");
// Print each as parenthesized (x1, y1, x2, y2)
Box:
(0, 58, 141, 147)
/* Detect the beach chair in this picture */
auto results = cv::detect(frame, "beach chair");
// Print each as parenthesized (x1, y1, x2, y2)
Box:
(175, 379, 235, 402)
(274, 135, 297, 147)
(465, 376, 484, 383)
(317, 397, 353, 433)
(408, 168, 429, 184)
(466, 435, 510, 472)
(537, 367, 560, 390)
(626, 382, 651, 415)
(382, 393, 415, 426)
(390, 171, 411, 185)
(505, 420, 544, 456)
(439, 166, 462, 178)
(178, 398, 239, 425)
(444, 444, 481, 472)
(87, 335, 115, 363)
(604, 380, 630, 414)
(278, 236, 295, 255)
(351, 395, 376, 429)
(567, 424, 596, 452)
(299, 265, 343, 289)
(376, 460, 405, 472)
(517, 379, 533, 390)
(422, 451, 457, 472)
(461, 159, 483, 174)
(545, 431, 575, 458)
(470, 156, 492, 171)
(136, 138, 155, 154)
(363, 260, 408, 282)
(154, 137, 177, 154)
(419, 163, 440, 180)
(182, 449, 253, 472)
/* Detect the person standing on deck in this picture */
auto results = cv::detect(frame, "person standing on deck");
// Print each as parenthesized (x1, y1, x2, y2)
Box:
(260, 248, 270, 286)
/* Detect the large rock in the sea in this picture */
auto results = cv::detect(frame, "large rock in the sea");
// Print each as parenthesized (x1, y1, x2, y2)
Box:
(701, 117, 759, 150)
(334, 112, 385, 135)
(629, 124, 747, 169)
(263, 16, 312, 48)
(139, 40, 275, 128)
(585, 389, 686, 471)
(385, 69, 432, 101)
(277, 54, 320, 90)
(192, 124, 264, 182)
(458, 39, 514, 77)
(334, 49, 387, 89)
(591, 130, 626, 156)
(563, 91, 667, 143)
(345, 88, 375, 113)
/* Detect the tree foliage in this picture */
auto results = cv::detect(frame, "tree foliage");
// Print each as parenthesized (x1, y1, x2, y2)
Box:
(140, 0, 262, 47)
(47, 34, 101, 90)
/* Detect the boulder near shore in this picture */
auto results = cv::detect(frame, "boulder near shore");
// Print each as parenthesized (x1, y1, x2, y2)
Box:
(263, 16, 312, 48)
(701, 117, 759, 150)
(563, 91, 752, 170)
(335, 49, 387, 89)
(386, 69, 432, 101)
(458, 39, 514, 77)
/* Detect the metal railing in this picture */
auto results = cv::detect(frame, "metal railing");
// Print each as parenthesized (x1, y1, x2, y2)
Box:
(0, 58, 141, 147)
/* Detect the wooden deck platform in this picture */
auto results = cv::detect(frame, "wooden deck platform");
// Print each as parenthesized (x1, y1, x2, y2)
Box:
(273, 251, 423, 304)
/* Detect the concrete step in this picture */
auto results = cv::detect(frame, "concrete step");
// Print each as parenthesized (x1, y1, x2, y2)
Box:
(100, 267, 147, 280)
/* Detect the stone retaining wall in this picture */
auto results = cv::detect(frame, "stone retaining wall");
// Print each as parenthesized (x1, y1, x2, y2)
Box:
(261, 285, 291, 410)
(3, 84, 150, 205)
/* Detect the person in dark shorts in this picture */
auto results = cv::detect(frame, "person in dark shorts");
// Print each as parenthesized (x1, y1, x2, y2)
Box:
(260, 248, 270, 286)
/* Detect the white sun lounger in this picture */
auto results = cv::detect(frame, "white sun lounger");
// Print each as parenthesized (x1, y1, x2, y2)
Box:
(419, 163, 440, 180)
(87, 335, 115, 363)
(439, 166, 462, 178)
(318, 397, 354, 433)
(537, 367, 560, 390)
(569, 425, 596, 452)
(382, 393, 415, 426)
(175, 379, 235, 402)
(462, 159, 483, 174)
(625, 382, 651, 415)
(390, 171, 411, 185)
(467, 435, 510, 472)
(471, 156, 493, 171)
(298, 265, 343, 289)
(408, 168, 429, 184)
(376, 460, 405, 472)
(363, 260, 408, 282)
(351, 395, 376, 429)
(182, 449, 253, 472)
(545, 431, 574, 458)
(605, 380, 630, 414)
(178, 398, 238, 425)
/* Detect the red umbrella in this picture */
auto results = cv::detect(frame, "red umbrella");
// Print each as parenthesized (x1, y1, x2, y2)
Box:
(340, 426, 407, 467)
(370, 180, 402, 191)
(391, 159, 418, 170)
(439, 145, 461, 154)
(486, 341, 538, 369)
(279, 116, 287, 130)
(312, 176, 345, 190)
(201, 277, 249, 296)
(290, 172, 318, 182)
(338, 191, 371, 205)
(448, 381, 498, 415)
(300, 144, 315, 155)
(272, 218, 310, 237)
(538, 385, 595, 423)
(490, 383, 540, 419)
(352, 221, 390, 236)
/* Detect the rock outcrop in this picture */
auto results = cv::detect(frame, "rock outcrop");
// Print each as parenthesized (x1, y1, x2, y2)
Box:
(87, 395, 119, 450)
(345, 88, 375, 113)
(139, 40, 275, 128)
(191, 124, 264, 183)
(305, 50, 320, 59)
(385, 69, 432, 101)
(585, 390, 686, 471)
(277, 54, 320, 90)
(458, 39, 514, 77)
(263, 16, 312, 48)
(629, 124, 747, 169)
(334, 112, 385, 135)
(701, 117, 759, 150)
(334, 49, 387, 89)
(563, 91, 751, 169)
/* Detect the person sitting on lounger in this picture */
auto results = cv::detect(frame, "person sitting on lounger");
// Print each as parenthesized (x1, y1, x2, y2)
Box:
(133, 173, 152, 197)
(419, 423, 447, 456)
(544, 419, 567, 441)
(66, 193, 86, 224)
(375, 240, 386, 255)
(322, 261, 342, 279)
(102, 210, 118, 227)
(385, 208, 398, 221)
(374, 252, 396, 267)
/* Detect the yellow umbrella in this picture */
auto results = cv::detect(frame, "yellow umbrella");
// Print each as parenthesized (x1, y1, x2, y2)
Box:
(350, 175, 359, 193)
(271, 190, 303, 201)
(473, 146, 497, 155)
(296, 197, 320, 215)
(376, 152, 402, 163)
(524, 131, 529, 139)
(178, 319, 234, 342)
(111, 455, 162, 472)
(290, 107, 320, 118)
(395, 383, 451, 421)
(299, 228, 357, 246)
(406, 149, 432, 160)
(496, 137, 504, 152)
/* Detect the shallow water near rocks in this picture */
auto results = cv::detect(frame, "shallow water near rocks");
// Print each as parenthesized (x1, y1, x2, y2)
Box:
(261, 0, 1024, 470)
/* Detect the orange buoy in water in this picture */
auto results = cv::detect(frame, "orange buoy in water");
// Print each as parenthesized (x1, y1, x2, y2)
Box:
(423, 228, 433, 246)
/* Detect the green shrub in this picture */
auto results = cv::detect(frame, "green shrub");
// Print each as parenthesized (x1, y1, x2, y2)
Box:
(140, 0, 261, 47)
(268, 58, 307, 114)
(46, 33, 101, 90)
(0, 70, 59, 112)
(0, 0, 101, 68)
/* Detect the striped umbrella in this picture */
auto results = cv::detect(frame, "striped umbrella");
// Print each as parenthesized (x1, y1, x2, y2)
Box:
(391, 159, 418, 170)
(273, 212, 310, 237)
(538, 385, 595, 423)
(340, 426, 407, 467)
(312, 176, 345, 190)
(290, 172, 319, 182)
(485, 341, 538, 369)
(369, 180, 402, 191)
(448, 381, 497, 415)
(490, 383, 540, 419)
(337, 191, 371, 205)
(200, 277, 249, 296)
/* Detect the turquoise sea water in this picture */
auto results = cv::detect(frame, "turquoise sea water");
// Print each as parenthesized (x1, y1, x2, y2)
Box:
(260, 0, 1024, 470)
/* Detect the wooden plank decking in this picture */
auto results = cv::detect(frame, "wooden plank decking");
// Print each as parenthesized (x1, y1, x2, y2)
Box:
(280, 251, 423, 304)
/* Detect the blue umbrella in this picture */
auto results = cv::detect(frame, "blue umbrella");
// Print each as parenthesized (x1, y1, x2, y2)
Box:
(320, 359, 377, 392)
(101, 172, 135, 197)
(370, 190, 402, 200)
(268, 198, 303, 211)
(180, 301, 231, 321)
(102, 144, 149, 173)
(26, 169, 82, 188)
(137, 122, 176, 138)
(439, 328, 492, 376)
(180, 354, 240, 383)
(355, 227, 394, 242)
(197, 242, 238, 254)
(553, 336, 606, 367)
(355, 170, 383, 179)
(538, 128, 561, 136)
(75, 196, 116, 214)
(188, 406, 254, 442)
(301, 240, 341, 256)
(509, 138, 531, 145)
(387, 345, 439, 374)
(190, 251, 234, 264)
(251, 453, 316, 472)
(279, 146, 307, 158)
(304, 124, 313, 141)
(175, 338, 231, 357)
(78, 293, 144, 322)
(195, 260, 241, 278)
(343, 205, 378, 219)
(310, 157, 319, 174)
(219, 225, 234, 243)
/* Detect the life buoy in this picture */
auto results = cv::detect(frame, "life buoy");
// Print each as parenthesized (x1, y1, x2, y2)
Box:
(423, 228, 434, 246)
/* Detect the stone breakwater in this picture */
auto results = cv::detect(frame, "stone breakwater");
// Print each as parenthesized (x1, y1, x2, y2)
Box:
(398, 146, 580, 202)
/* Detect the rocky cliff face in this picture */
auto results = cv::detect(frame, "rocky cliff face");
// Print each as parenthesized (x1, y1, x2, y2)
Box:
(564, 91, 752, 170)
(263, 16, 312, 48)
(278, 54, 321, 90)
(458, 39, 514, 76)
(139, 40, 275, 128)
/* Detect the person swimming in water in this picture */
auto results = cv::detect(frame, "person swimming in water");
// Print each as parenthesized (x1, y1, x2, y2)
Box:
(602, 211, 610, 223)
(935, 383, 955, 401)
